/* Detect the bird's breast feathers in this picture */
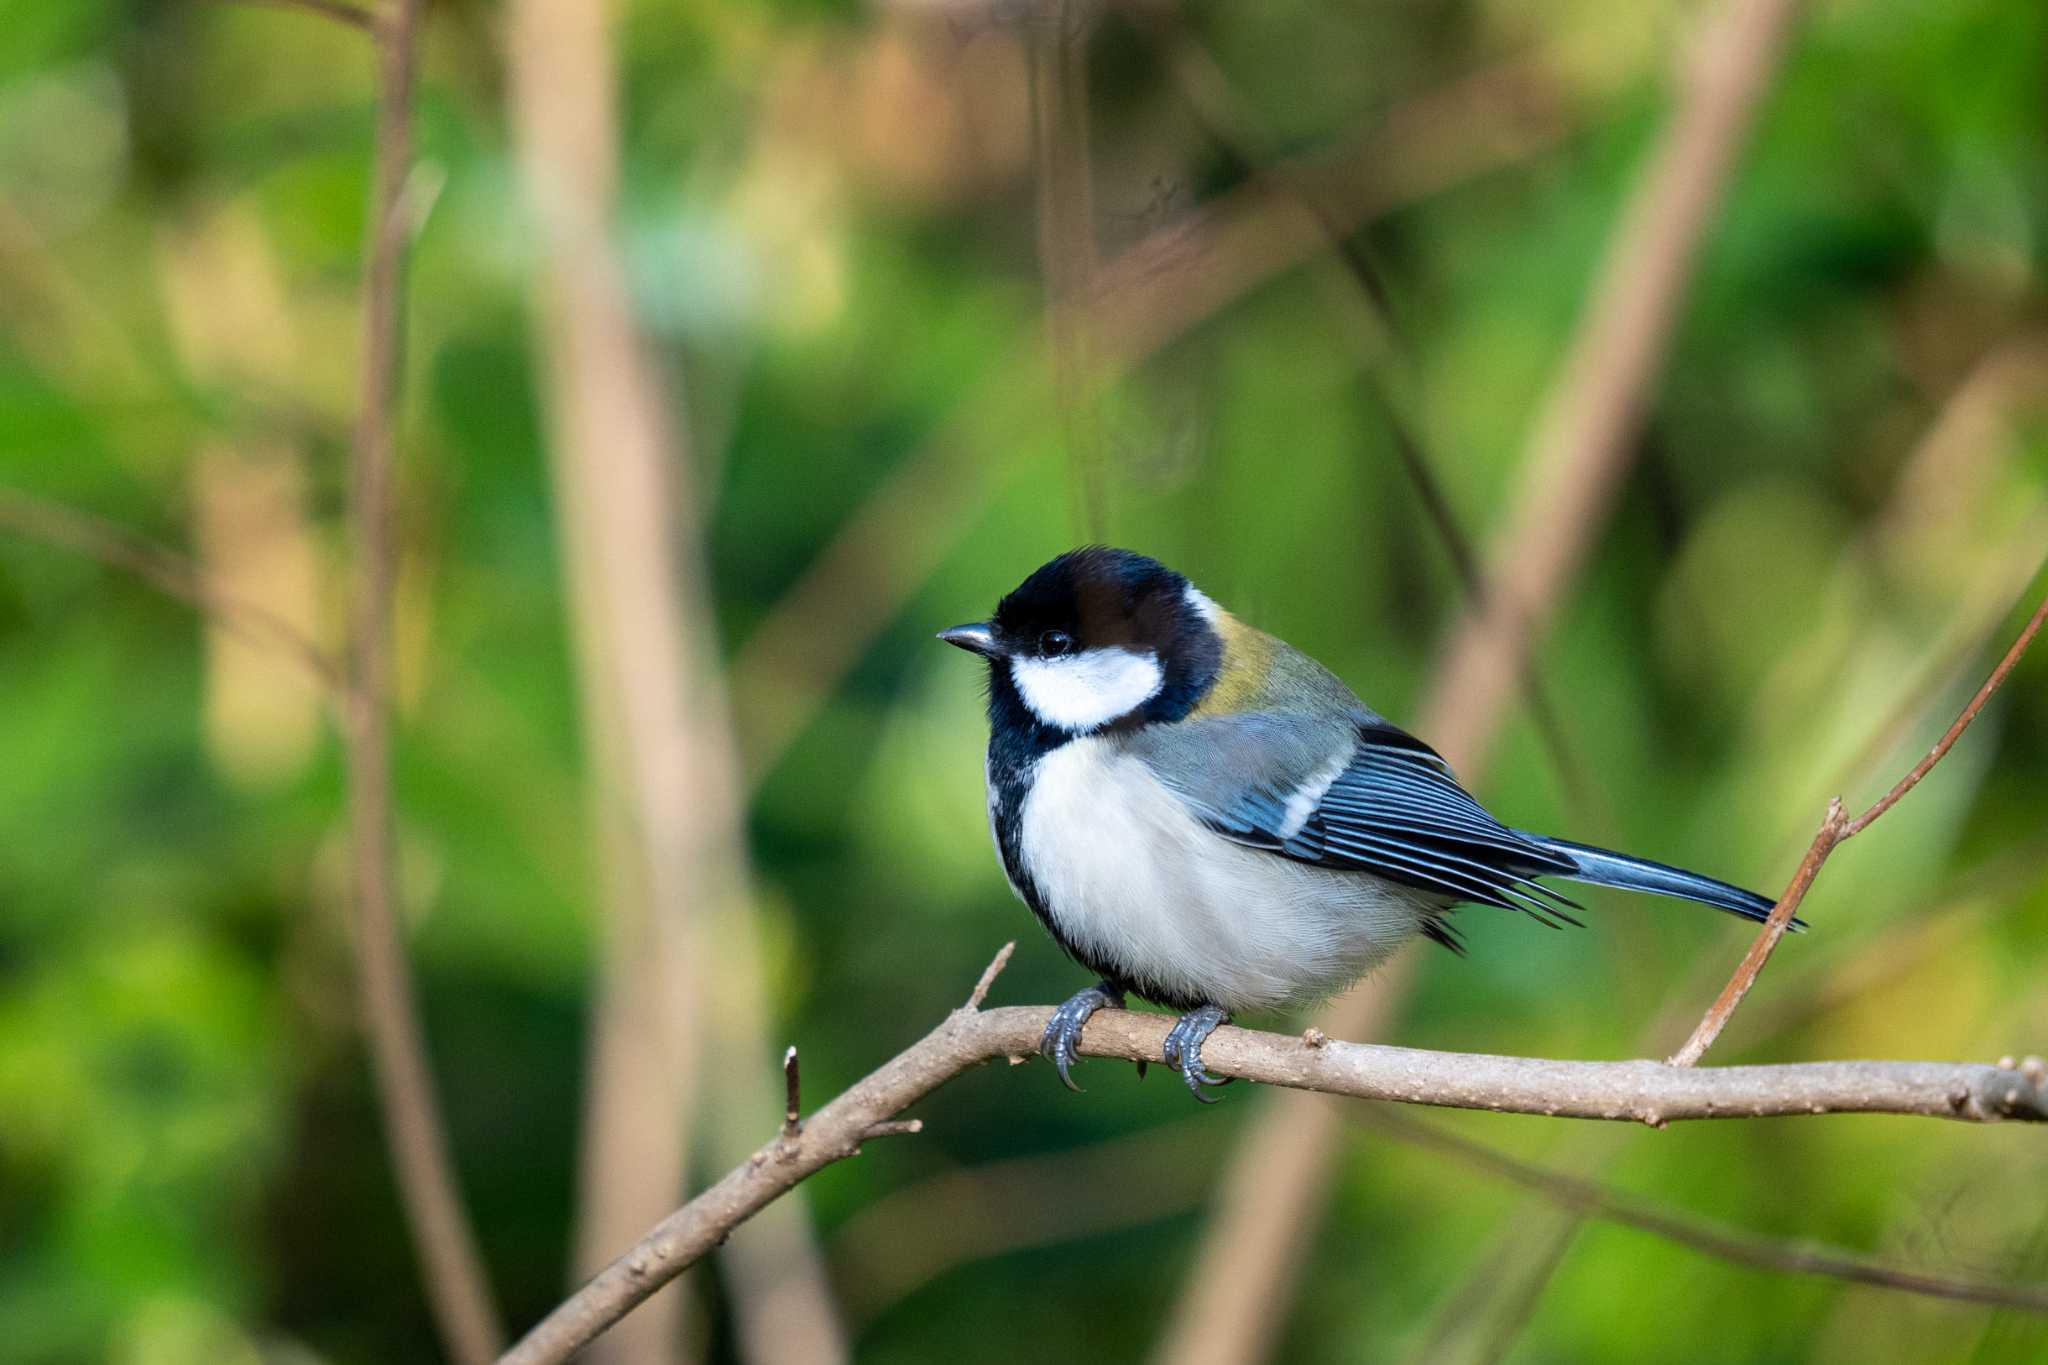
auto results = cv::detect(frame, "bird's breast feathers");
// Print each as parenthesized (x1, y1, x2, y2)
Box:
(1012, 733, 1430, 1012)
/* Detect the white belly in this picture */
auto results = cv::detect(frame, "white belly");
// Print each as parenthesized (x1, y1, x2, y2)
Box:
(1015, 737, 1433, 1012)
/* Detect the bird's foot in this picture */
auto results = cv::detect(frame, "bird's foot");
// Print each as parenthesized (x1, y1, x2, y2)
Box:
(1161, 1004, 1233, 1102)
(1039, 980, 1126, 1091)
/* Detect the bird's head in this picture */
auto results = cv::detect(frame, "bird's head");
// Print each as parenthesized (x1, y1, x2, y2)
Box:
(939, 547, 1225, 735)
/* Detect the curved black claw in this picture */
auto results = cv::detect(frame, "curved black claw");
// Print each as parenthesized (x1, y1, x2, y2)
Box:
(1039, 981, 1126, 1092)
(1161, 1004, 1233, 1103)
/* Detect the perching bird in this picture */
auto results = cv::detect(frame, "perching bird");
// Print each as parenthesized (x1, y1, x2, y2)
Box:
(939, 547, 1785, 1100)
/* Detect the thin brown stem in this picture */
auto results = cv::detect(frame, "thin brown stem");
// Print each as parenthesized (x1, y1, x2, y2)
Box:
(1842, 588, 2048, 838)
(1668, 801, 1845, 1067)
(1672, 584, 2048, 1067)
(965, 940, 1016, 1010)
(1357, 1107, 2048, 1314)
(345, 3, 505, 1361)
(782, 1048, 802, 1141)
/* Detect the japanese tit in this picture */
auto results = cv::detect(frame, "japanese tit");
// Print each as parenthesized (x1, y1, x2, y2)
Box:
(940, 547, 1783, 1100)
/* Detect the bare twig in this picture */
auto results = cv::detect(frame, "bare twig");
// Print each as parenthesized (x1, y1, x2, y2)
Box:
(499, 974, 2048, 1365)
(343, 2, 505, 1361)
(1671, 585, 2048, 1067)
(1841, 589, 2048, 839)
(1357, 1107, 2048, 1314)
(783, 1048, 803, 1141)
(965, 940, 1016, 1010)
(1818, 538, 2048, 837)
(1668, 803, 1843, 1067)
(0, 486, 346, 695)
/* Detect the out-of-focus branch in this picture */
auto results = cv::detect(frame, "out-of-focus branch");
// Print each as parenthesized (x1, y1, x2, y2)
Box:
(1156, 3, 1802, 1358)
(1087, 51, 1577, 363)
(217, 0, 378, 30)
(1355, 1106, 2048, 1314)
(1028, 0, 1106, 539)
(343, 2, 506, 1362)
(502, 1, 846, 1362)
(727, 48, 1582, 782)
(1670, 584, 2048, 1067)
(1424, 0, 1801, 766)
(1119, 0, 1602, 819)
(498, 943, 2048, 1365)
(504, 1, 703, 1356)
(0, 486, 345, 695)
(829, 1116, 1214, 1327)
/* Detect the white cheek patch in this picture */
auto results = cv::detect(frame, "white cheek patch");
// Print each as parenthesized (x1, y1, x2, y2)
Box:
(1184, 583, 1223, 626)
(1010, 647, 1165, 732)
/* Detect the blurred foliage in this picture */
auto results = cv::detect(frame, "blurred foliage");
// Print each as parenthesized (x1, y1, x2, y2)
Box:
(1, 0, 2046, 1361)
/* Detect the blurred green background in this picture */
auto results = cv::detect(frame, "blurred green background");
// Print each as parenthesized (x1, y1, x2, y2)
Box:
(2, 0, 2046, 1361)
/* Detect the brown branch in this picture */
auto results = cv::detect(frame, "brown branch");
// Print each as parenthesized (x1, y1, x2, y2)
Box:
(1671, 584, 2048, 1067)
(1356, 1106, 2048, 1315)
(343, 3, 505, 1362)
(498, 953, 2048, 1365)
(782, 1048, 802, 1141)
(0, 486, 346, 696)
(1842, 588, 2048, 838)
(965, 940, 1016, 1010)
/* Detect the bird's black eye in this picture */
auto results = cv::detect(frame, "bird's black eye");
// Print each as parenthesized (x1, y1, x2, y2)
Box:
(1038, 629, 1074, 658)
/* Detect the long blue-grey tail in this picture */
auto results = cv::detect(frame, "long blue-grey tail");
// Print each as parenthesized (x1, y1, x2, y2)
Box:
(1513, 832, 1798, 929)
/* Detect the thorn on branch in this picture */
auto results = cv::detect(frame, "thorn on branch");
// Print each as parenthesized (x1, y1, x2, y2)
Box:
(862, 1119, 924, 1140)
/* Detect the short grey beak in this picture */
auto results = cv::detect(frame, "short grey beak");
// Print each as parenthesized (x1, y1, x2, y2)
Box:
(938, 622, 1002, 658)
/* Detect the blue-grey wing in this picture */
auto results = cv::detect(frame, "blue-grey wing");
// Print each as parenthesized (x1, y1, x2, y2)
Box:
(1125, 712, 1583, 929)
